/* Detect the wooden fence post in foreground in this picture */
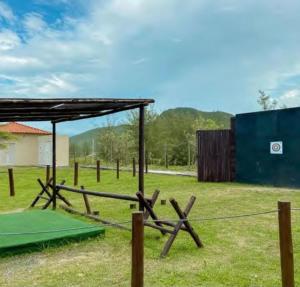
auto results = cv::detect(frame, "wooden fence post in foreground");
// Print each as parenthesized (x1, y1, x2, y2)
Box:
(278, 201, 294, 287)
(131, 211, 144, 287)
(117, 159, 120, 179)
(133, 158, 136, 177)
(74, 162, 79, 186)
(96, 160, 100, 183)
(8, 168, 15, 197)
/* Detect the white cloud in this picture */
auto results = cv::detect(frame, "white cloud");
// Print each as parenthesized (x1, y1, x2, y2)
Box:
(0, 0, 300, 117)
(0, 29, 20, 51)
(23, 13, 47, 34)
(0, 55, 44, 71)
(37, 74, 78, 95)
(278, 89, 300, 107)
(0, 1, 15, 23)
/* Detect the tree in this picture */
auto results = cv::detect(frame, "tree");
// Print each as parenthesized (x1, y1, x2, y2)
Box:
(126, 105, 158, 159)
(257, 90, 278, 110)
(0, 131, 17, 149)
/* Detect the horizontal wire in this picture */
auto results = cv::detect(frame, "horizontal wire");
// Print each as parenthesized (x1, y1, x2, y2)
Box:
(146, 210, 279, 223)
(4, 208, 299, 236)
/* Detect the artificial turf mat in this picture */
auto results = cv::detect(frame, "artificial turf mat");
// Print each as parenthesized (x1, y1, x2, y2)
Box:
(0, 210, 105, 254)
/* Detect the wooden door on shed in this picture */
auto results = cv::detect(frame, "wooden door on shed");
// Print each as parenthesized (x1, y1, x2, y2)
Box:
(197, 130, 234, 182)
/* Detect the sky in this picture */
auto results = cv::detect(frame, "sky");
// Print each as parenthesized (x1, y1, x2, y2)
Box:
(1, 0, 300, 135)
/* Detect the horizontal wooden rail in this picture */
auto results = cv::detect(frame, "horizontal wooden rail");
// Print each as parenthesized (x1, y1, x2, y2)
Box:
(56, 185, 150, 203)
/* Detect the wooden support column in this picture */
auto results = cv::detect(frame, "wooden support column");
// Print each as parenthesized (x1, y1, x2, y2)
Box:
(131, 211, 144, 287)
(52, 122, 57, 210)
(278, 201, 294, 287)
(138, 106, 145, 211)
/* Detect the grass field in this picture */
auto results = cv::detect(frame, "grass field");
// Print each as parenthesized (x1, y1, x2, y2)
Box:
(0, 167, 300, 286)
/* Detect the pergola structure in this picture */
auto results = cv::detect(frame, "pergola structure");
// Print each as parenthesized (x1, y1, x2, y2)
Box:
(0, 98, 154, 209)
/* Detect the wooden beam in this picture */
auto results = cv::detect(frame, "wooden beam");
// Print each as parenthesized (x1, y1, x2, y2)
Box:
(54, 104, 144, 123)
(60, 204, 130, 231)
(57, 185, 148, 202)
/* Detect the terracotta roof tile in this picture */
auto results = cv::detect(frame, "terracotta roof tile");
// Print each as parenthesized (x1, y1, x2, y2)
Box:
(0, 122, 51, 135)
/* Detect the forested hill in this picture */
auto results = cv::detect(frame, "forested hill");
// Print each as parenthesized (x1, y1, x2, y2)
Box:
(70, 107, 233, 165)
(70, 124, 128, 148)
(159, 108, 232, 128)
(71, 107, 232, 143)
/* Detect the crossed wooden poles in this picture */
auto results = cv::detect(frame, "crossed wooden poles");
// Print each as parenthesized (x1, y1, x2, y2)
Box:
(30, 178, 72, 209)
(30, 180, 203, 257)
(137, 191, 203, 257)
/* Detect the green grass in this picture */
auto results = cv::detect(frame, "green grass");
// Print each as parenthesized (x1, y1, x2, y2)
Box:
(0, 167, 300, 286)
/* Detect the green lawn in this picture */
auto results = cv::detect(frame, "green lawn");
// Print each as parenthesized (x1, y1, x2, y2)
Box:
(0, 167, 300, 286)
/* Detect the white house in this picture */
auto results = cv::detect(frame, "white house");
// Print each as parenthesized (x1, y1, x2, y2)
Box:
(0, 122, 69, 166)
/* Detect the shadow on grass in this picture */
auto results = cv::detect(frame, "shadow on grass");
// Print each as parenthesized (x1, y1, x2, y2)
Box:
(0, 234, 105, 258)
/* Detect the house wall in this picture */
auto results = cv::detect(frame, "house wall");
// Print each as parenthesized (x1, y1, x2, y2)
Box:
(15, 134, 39, 165)
(0, 134, 69, 167)
(39, 135, 69, 166)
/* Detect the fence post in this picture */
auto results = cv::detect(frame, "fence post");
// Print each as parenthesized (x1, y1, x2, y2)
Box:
(278, 201, 294, 287)
(46, 165, 50, 184)
(117, 159, 120, 179)
(166, 154, 169, 169)
(131, 211, 144, 287)
(145, 152, 148, 174)
(96, 160, 100, 183)
(8, 168, 15, 197)
(133, 158, 136, 177)
(74, 162, 79, 186)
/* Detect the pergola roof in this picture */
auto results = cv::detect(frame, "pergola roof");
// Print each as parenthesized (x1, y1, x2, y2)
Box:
(0, 98, 154, 123)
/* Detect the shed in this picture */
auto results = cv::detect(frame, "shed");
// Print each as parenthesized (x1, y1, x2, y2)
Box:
(0, 122, 69, 166)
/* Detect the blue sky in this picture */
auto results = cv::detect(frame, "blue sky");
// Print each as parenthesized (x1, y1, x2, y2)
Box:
(1, 0, 300, 135)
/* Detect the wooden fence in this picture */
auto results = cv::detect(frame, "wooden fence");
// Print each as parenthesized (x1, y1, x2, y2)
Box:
(131, 201, 295, 286)
(197, 128, 235, 182)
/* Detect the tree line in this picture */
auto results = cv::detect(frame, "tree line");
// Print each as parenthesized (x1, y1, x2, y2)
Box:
(70, 107, 227, 167)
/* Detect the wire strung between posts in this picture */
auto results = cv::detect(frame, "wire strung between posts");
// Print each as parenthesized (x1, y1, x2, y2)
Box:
(146, 209, 279, 224)
(291, 208, 300, 211)
(0, 209, 281, 236)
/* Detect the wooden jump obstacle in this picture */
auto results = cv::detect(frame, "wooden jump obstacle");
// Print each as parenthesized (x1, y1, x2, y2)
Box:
(137, 191, 203, 257)
(57, 184, 150, 231)
(54, 184, 202, 257)
(30, 178, 72, 209)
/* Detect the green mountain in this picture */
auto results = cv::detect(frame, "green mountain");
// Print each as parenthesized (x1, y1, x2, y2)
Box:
(159, 107, 232, 128)
(70, 124, 128, 148)
(70, 107, 233, 148)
